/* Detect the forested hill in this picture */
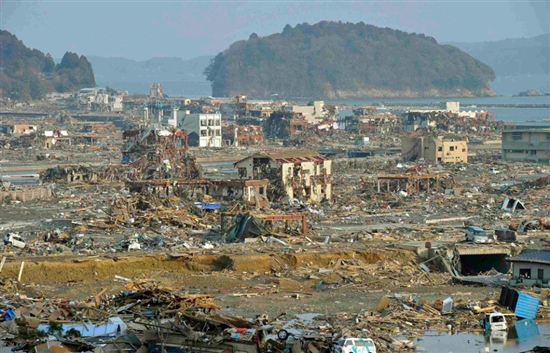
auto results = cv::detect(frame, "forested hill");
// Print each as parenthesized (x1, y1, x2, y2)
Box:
(0, 30, 96, 100)
(204, 21, 496, 99)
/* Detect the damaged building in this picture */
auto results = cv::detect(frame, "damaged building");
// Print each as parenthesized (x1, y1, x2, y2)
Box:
(234, 149, 332, 202)
(126, 179, 269, 208)
(501, 124, 550, 163)
(122, 127, 200, 181)
(223, 125, 264, 146)
(176, 112, 222, 147)
(402, 134, 468, 164)
(508, 251, 550, 287)
(376, 165, 452, 195)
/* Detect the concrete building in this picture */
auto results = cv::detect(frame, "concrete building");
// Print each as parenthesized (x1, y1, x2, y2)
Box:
(0, 124, 37, 135)
(508, 251, 550, 287)
(402, 134, 468, 164)
(291, 101, 326, 123)
(445, 101, 460, 114)
(177, 112, 222, 147)
(234, 149, 332, 202)
(108, 96, 124, 112)
(150, 83, 163, 99)
(502, 125, 550, 163)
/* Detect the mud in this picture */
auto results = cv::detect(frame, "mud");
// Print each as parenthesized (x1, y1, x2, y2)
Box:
(1, 248, 413, 285)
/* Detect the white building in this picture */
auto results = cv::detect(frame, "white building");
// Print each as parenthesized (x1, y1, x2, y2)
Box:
(109, 96, 124, 111)
(177, 112, 222, 147)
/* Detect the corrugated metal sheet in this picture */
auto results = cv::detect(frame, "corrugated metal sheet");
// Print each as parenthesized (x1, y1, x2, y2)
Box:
(515, 319, 540, 339)
(514, 292, 540, 320)
(456, 245, 511, 256)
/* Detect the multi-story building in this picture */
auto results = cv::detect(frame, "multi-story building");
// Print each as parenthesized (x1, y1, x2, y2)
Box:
(149, 83, 163, 99)
(502, 124, 550, 162)
(234, 149, 332, 202)
(177, 112, 222, 147)
(290, 101, 326, 123)
(402, 134, 468, 164)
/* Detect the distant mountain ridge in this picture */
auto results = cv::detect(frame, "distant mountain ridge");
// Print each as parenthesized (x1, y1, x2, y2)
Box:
(0, 30, 96, 100)
(87, 55, 213, 96)
(204, 21, 496, 99)
(86, 31, 549, 97)
(448, 34, 550, 94)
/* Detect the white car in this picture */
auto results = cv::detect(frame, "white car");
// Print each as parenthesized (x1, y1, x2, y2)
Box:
(465, 226, 492, 244)
(482, 312, 507, 331)
(336, 338, 376, 353)
(4, 233, 26, 249)
(489, 168, 501, 175)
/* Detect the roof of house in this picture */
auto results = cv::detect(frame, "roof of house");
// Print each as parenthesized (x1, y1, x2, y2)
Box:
(235, 149, 328, 165)
(455, 245, 511, 256)
(507, 251, 550, 265)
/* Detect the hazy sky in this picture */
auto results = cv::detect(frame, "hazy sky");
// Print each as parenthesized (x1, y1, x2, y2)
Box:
(1, 0, 548, 60)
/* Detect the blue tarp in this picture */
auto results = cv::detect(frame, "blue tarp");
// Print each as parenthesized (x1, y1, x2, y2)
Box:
(37, 317, 127, 338)
(194, 202, 221, 210)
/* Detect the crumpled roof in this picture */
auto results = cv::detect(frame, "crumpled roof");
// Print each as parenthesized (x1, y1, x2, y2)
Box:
(507, 250, 550, 265)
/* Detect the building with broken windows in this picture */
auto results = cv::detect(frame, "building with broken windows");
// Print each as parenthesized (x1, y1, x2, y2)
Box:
(402, 134, 468, 164)
(507, 250, 550, 287)
(234, 149, 332, 202)
(502, 125, 550, 163)
(0, 124, 38, 135)
(177, 112, 222, 147)
(223, 125, 264, 146)
(289, 101, 327, 123)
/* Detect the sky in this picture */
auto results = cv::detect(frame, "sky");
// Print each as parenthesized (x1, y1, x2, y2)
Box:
(1, 0, 549, 61)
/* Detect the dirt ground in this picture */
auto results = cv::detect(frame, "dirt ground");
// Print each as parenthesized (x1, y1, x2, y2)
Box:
(0, 248, 497, 320)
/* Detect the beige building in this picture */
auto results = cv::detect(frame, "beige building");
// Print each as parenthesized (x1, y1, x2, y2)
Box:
(291, 101, 326, 123)
(402, 135, 468, 164)
(234, 149, 332, 202)
(0, 124, 38, 135)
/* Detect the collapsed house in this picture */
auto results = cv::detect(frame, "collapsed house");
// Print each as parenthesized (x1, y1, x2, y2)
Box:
(507, 250, 550, 287)
(41, 165, 101, 183)
(126, 179, 269, 208)
(234, 149, 332, 202)
(122, 127, 200, 181)
(0, 124, 38, 135)
(376, 164, 453, 195)
(402, 112, 439, 132)
(223, 124, 264, 146)
(42, 130, 71, 149)
(357, 115, 401, 135)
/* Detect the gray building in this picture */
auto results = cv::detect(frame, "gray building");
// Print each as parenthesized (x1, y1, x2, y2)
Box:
(502, 124, 550, 163)
(507, 250, 550, 287)
(177, 112, 222, 147)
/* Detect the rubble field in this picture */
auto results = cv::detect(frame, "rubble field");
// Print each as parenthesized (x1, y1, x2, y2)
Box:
(2, 100, 550, 352)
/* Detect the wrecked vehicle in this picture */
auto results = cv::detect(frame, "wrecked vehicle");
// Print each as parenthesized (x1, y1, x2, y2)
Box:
(335, 338, 377, 353)
(465, 226, 492, 244)
(482, 312, 507, 331)
(4, 233, 26, 248)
